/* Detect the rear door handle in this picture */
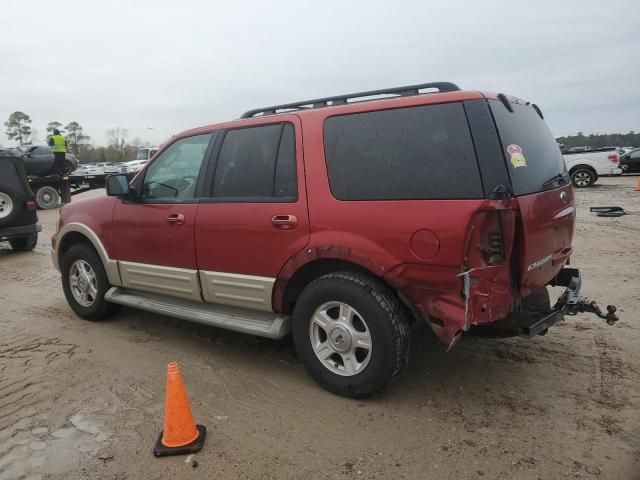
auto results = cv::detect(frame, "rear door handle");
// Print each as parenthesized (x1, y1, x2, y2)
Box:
(271, 215, 297, 230)
(167, 213, 185, 225)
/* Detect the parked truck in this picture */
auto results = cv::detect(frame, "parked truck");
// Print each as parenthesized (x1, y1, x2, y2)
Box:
(563, 147, 621, 188)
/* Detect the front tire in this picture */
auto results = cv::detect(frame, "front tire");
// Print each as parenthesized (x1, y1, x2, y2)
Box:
(63, 160, 75, 175)
(35, 186, 60, 209)
(570, 168, 596, 188)
(292, 272, 410, 398)
(61, 243, 120, 320)
(9, 232, 37, 252)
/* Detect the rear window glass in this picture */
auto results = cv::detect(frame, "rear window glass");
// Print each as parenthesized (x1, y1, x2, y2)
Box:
(323, 103, 484, 200)
(489, 100, 566, 195)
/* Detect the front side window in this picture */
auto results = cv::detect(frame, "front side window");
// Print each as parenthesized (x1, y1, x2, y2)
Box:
(34, 146, 51, 155)
(212, 123, 297, 200)
(323, 103, 483, 200)
(142, 133, 214, 200)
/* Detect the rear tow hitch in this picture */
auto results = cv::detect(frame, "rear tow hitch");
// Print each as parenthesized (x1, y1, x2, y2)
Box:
(552, 268, 619, 326)
(565, 300, 618, 325)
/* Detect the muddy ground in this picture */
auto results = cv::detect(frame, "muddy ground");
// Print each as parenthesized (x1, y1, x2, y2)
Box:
(1, 176, 639, 480)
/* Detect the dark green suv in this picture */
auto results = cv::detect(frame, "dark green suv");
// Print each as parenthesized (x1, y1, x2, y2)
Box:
(0, 152, 41, 251)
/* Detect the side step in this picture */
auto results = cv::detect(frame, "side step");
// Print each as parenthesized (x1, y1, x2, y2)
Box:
(105, 287, 291, 339)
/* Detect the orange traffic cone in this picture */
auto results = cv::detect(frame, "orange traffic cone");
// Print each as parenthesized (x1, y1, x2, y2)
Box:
(153, 362, 206, 457)
(636, 179, 640, 191)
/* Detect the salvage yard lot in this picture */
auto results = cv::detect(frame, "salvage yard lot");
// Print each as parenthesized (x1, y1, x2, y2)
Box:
(1, 176, 639, 480)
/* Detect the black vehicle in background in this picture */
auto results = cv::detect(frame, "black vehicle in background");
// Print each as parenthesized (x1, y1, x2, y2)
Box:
(620, 148, 640, 173)
(16, 145, 79, 175)
(0, 153, 41, 251)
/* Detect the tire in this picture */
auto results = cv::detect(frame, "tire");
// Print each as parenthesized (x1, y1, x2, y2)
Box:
(9, 232, 38, 252)
(60, 243, 120, 320)
(570, 168, 596, 188)
(292, 272, 410, 398)
(0, 191, 15, 221)
(63, 160, 74, 175)
(521, 287, 551, 313)
(35, 185, 60, 209)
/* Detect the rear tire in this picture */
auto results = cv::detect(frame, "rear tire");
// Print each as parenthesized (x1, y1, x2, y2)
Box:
(35, 186, 60, 209)
(9, 232, 38, 252)
(61, 243, 120, 321)
(570, 168, 596, 188)
(292, 272, 410, 398)
(63, 160, 74, 175)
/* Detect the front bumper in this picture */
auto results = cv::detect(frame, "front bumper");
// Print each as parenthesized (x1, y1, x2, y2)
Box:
(0, 223, 41, 242)
(524, 267, 618, 336)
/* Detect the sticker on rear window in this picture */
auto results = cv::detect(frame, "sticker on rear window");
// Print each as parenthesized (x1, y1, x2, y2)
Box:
(507, 144, 527, 168)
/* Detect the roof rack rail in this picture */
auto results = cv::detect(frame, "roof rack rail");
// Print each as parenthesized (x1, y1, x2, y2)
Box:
(240, 81, 461, 118)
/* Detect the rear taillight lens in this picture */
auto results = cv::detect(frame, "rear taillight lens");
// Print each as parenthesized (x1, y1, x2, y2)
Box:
(608, 154, 619, 164)
(25, 200, 37, 211)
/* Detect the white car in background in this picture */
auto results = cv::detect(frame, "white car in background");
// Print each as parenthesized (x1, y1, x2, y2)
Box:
(120, 147, 160, 174)
(563, 147, 621, 188)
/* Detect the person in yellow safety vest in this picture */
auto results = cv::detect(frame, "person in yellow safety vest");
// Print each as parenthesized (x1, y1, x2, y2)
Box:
(48, 128, 68, 176)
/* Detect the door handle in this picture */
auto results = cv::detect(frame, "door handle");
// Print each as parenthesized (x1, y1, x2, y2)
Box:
(167, 213, 185, 225)
(271, 215, 297, 230)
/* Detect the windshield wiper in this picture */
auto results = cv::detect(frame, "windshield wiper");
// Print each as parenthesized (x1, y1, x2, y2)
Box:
(542, 172, 569, 188)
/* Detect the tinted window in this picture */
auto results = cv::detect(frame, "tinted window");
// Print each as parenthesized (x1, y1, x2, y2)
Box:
(33, 146, 51, 155)
(489, 100, 567, 195)
(213, 123, 297, 199)
(323, 103, 483, 200)
(142, 133, 213, 200)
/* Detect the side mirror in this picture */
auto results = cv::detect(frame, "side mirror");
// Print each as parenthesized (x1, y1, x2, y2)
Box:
(106, 174, 130, 196)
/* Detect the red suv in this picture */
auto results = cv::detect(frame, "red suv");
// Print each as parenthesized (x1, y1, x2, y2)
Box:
(52, 82, 616, 397)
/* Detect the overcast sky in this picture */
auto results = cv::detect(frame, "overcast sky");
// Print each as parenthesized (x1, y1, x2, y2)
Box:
(2, 0, 638, 147)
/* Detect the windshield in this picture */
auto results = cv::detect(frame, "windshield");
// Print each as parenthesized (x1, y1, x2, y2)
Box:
(490, 100, 566, 195)
(136, 149, 149, 160)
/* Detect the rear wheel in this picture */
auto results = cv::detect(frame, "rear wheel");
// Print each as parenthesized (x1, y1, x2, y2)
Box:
(292, 272, 410, 398)
(570, 168, 596, 188)
(9, 232, 38, 252)
(35, 186, 60, 209)
(61, 243, 120, 320)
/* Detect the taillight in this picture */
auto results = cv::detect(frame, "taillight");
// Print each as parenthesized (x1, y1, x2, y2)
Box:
(25, 200, 37, 211)
(608, 154, 619, 164)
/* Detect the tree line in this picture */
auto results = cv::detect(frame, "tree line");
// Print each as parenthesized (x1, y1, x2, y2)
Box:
(555, 131, 638, 149)
(3, 111, 151, 164)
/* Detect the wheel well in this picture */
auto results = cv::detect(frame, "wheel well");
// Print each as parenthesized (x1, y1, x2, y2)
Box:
(569, 165, 596, 175)
(281, 259, 417, 322)
(58, 232, 98, 262)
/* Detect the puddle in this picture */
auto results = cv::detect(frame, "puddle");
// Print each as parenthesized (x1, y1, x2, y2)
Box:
(0, 410, 112, 480)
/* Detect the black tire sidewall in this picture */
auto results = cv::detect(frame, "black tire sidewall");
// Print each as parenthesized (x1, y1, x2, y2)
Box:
(61, 243, 113, 320)
(292, 274, 405, 398)
(571, 168, 595, 188)
(9, 232, 37, 251)
(36, 186, 60, 209)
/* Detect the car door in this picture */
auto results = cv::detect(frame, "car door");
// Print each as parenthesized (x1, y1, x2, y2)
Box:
(194, 118, 310, 312)
(25, 146, 55, 175)
(627, 150, 640, 173)
(111, 132, 216, 301)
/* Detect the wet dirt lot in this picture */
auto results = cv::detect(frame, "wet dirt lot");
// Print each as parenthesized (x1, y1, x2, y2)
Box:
(1, 176, 639, 480)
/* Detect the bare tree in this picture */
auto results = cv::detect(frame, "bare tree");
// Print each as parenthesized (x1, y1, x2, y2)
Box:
(106, 127, 128, 151)
(65, 121, 90, 155)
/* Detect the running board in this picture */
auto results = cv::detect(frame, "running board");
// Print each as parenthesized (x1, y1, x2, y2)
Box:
(105, 287, 291, 339)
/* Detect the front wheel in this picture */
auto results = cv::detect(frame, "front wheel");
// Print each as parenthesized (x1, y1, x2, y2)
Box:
(570, 168, 596, 188)
(61, 243, 120, 320)
(292, 272, 410, 398)
(63, 160, 75, 175)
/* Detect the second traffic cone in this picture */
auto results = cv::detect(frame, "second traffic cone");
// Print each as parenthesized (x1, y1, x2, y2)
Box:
(153, 362, 206, 457)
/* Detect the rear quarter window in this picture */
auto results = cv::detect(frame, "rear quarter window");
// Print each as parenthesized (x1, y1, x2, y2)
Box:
(323, 103, 484, 200)
(489, 100, 566, 195)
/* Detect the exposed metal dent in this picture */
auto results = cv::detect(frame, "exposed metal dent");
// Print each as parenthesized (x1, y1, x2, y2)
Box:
(55, 222, 122, 286)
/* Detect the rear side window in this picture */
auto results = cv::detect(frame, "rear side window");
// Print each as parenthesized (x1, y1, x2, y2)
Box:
(213, 123, 297, 200)
(489, 100, 566, 195)
(323, 103, 483, 200)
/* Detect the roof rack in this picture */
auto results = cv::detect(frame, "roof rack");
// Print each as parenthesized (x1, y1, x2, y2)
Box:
(240, 81, 461, 118)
